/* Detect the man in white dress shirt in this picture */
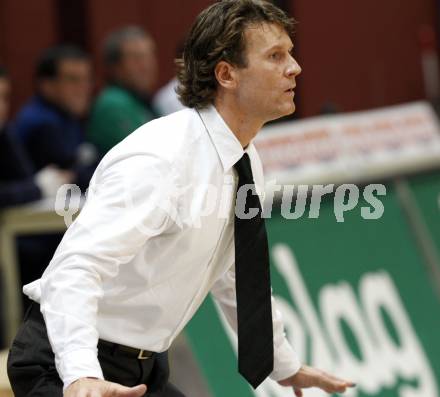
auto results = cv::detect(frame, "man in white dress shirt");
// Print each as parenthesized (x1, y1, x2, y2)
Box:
(8, 1, 355, 396)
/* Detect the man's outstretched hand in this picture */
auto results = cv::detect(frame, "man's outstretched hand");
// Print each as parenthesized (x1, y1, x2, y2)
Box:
(64, 377, 147, 397)
(278, 365, 356, 396)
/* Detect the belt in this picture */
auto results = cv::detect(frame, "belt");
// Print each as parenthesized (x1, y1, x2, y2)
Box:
(98, 339, 155, 360)
(27, 302, 155, 360)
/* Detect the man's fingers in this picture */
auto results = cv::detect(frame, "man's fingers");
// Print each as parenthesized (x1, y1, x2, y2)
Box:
(314, 372, 348, 394)
(111, 383, 147, 396)
(283, 365, 356, 395)
(326, 371, 356, 387)
(314, 370, 357, 394)
(321, 379, 348, 394)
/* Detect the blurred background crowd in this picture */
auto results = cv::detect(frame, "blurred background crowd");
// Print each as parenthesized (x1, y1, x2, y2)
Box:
(0, 25, 182, 323)
(0, 1, 440, 396)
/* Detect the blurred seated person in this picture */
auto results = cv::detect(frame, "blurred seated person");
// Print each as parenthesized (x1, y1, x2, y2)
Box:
(88, 26, 159, 155)
(0, 66, 73, 326)
(12, 45, 96, 192)
(153, 42, 185, 116)
(153, 78, 185, 116)
(0, 66, 72, 207)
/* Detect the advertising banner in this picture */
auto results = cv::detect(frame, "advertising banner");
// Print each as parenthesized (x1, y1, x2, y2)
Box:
(408, 171, 440, 257)
(185, 185, 440, 397)
(254, 101, 440, 185)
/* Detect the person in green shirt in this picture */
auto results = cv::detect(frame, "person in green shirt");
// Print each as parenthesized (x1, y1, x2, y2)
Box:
(88, 26, 159, 155)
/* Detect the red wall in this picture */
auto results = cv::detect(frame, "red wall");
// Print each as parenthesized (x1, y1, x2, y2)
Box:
(0, 0, 439, 118)
(0, 0, 57, 114)
(292, 0, 438, 116)
(85, 0, 212, 91)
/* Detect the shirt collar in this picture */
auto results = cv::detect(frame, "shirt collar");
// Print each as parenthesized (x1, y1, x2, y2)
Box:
(197, 104, 247, 173)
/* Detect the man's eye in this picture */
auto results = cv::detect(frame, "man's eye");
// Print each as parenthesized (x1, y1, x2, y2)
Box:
(270, 52, 281, 60)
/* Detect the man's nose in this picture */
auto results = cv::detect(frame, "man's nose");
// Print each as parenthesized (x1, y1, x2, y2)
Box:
(287, 56, 302, 77)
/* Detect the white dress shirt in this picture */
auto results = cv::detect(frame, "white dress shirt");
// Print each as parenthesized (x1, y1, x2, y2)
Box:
(24, 105, 301, 389)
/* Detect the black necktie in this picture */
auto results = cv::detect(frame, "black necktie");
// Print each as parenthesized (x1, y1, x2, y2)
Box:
(234, 153, 274, 389)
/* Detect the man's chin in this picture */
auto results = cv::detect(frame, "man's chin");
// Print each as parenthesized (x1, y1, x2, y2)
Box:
(288, 102, 296, 114)
(261, 103, 296, 124)
(279, 102, 296, 118)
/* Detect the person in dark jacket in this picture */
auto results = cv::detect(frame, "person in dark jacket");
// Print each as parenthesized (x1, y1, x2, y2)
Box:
(12, 45, 97, 192)
(0, 65, 73, 207)
(0, 66, 39, 206)
(0, 66, 72, 347)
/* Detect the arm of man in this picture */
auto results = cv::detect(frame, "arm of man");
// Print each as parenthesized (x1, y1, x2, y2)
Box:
(38, 152, 176, 395)
(210, 266, 355, 396)
(210, 266, 302, 380)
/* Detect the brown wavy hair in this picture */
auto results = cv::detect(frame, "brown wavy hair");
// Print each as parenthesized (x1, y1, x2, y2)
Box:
(176, 0, 296, 109)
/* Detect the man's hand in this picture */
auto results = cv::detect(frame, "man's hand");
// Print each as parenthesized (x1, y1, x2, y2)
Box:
(64, 377, 147, 397)
(277, 365, 356, 397)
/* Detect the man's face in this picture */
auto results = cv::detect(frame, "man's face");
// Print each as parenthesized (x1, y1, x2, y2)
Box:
(0, 77, 11, 126)
(116, 36, 158, 95)
(234, 23, 301, 122)
(50, 59, 92, 117)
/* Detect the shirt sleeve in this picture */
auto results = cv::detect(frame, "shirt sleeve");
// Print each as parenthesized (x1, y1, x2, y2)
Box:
(210, 264, 302, 382)
(39, 153, 177, 390)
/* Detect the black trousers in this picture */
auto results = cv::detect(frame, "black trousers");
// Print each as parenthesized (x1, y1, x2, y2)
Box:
(7, 303, 186, 397)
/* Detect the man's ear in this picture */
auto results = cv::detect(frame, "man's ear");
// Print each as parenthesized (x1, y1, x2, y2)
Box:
(214, 61, 237, 90)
